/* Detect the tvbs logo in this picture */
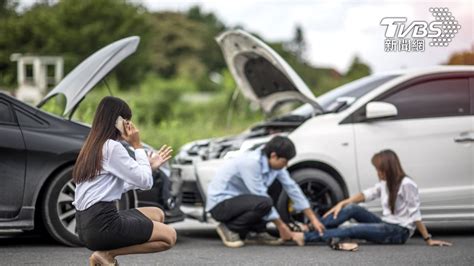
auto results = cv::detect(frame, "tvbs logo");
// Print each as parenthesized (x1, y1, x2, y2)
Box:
(380, 8, 461, 52)
(381, 18, 442, 38)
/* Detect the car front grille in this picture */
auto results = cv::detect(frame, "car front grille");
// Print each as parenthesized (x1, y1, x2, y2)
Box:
(181, 181, 204, 205)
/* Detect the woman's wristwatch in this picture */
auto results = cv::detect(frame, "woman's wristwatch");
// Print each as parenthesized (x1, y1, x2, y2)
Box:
(423, 234, 432, 241)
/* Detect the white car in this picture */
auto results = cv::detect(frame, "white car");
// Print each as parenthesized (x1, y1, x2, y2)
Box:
(173, 30, 474, 225)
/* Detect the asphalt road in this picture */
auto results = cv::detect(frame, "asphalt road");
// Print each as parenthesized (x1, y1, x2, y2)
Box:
(1, 220, 473, 265)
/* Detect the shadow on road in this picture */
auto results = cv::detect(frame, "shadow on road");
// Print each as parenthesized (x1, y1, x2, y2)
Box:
(0, 231, 58, 247)
(1, 221, 472, 246)
(420, 223, 474, 236)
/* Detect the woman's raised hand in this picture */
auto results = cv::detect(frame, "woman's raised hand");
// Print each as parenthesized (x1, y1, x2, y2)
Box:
(149, 145, 173, 170)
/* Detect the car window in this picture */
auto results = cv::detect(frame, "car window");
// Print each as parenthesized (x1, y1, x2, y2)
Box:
(382, 78, 470, 119)
(14, 108, 46, 128)
(317, 74, 399, 112)
(0, 101, 14, 124)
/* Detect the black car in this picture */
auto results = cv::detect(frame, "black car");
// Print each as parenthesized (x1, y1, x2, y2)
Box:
(0, 37, 184, 246)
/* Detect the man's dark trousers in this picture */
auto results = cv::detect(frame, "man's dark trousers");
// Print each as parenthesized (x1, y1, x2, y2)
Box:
(209, 195, 273, 238)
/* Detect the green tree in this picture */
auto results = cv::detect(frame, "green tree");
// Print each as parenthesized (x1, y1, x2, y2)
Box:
(345, 56, 371, 81)
(186, 5, 226, 72)
(0, 0, 152, 88)
(0, 0, 19, 86)
(149, 11, 206, 78)
(0, 0, 17, 17)
(284, 25, 307, 63)
(447, 47, 474, 65)
(149, 8, 227, 91)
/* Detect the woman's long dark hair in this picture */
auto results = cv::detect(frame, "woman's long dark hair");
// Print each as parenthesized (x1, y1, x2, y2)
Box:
(371, 149, 406, 214)
(73, 96, 132, 184)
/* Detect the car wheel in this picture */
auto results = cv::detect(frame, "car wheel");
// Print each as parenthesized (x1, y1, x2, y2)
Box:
(41, 166, 131, 246)
(276, 168, 345, 224)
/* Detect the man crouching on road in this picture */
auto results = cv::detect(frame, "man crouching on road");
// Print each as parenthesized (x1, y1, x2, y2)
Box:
(206, 136, 325, 247)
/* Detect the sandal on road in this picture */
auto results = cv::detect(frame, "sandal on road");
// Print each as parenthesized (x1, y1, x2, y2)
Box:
(328, 238, 359, 252)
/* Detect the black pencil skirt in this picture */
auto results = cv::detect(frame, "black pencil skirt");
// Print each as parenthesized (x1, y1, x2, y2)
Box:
(76, 201, 153, 251)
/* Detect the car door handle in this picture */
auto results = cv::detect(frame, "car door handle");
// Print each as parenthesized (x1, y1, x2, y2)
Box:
(454, 132, 474, 143)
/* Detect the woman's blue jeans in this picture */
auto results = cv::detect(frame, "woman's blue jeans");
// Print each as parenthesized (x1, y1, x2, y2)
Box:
(304, 204, 410, 244)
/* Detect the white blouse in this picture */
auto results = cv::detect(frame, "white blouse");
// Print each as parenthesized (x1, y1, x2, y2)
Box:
(73, 139, 153, 211)
(362, 177, 422, 236)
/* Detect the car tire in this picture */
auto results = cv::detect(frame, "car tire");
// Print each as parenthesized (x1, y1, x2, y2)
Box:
(276, 168, 345, 224)
(41, 166, 131, 246)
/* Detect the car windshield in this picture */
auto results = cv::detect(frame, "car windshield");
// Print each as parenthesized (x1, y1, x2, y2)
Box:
(290, 74, 400, 116)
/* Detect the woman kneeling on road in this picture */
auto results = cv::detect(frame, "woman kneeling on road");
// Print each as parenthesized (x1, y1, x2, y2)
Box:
(73, 96, 176, 265)
(292, 149, 452, 251)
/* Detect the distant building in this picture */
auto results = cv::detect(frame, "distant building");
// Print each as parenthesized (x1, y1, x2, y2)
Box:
(10, 54, 63, 104)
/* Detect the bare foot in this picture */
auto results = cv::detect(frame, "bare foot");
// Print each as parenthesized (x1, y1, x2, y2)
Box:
(292, 232, 305, 246)
(89, 251, 116, 266)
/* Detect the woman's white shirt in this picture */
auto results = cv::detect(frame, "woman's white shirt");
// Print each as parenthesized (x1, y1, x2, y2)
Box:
(73, 139, 153, 211)
(362, 177, 422, 236)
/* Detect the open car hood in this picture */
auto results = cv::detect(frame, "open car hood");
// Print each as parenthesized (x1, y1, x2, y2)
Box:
(37, 36, 140, 116)
(216, 30, 322, 114)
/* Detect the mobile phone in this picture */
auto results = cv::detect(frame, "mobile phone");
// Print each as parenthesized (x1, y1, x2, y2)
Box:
(115, 116, 125, 135)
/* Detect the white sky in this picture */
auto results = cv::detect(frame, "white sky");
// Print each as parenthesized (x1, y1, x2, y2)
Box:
(137, 0, 473, 74)
(19, 0, 473, 74)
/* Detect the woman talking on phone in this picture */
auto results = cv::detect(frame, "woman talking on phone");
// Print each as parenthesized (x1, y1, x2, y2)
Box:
(73, 96, 176, 265)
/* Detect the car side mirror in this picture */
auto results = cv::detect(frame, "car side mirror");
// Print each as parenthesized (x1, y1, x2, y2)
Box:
(365, 101, 398, 120)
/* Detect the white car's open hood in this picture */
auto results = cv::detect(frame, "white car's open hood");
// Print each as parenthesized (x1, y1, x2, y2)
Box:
(216, 30, 322, 114)
(38, 36, 140, 116)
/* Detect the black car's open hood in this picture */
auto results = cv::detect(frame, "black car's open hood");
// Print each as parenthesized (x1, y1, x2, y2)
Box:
(216, 30, 323, 114)
(37, 36, 140, 116)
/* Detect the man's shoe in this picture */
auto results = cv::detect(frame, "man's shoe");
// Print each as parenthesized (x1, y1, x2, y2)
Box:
(216, 223, 244, 248)
(245, 232, 284, 245)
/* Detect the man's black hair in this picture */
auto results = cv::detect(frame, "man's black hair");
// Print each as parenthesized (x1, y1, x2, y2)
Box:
(261, 136, 296, 160)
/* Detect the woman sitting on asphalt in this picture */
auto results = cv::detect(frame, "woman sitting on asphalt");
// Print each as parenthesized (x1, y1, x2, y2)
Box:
(292, 149, 452, 251)
(73, 96, 176, 265)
